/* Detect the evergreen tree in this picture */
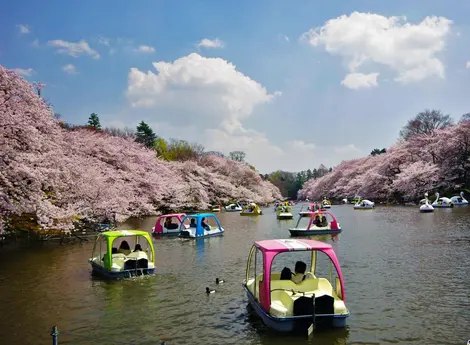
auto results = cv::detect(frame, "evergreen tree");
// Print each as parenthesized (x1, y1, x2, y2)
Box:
(87, 113, 102, 130)
(135, 121, 157, 148)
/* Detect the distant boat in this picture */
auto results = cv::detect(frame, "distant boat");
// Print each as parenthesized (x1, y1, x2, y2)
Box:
(225, 203, 242, 212)
(276, 202, 293, 219)
(419, 193, 434, 213)
(353, 199, 375, 209)
(289, 210, 342, 236)
(450, 191, 468, 206)
(321, 197, 332, 209)
(240, 202, 263, 216)
(431, 192, 454, 208)
(179, 213, 224, 238)
(152, 213, 188, 236)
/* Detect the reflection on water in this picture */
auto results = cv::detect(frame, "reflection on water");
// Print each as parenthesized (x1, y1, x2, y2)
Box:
(0, 204, 469, 344)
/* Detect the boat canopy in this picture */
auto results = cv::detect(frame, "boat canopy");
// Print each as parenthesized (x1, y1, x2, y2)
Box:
(180, 213, 222, 237)
(153, 213, 186, 233)
(94, 230, 154, 271)
(246, 239, 346, 312)
(294, 210, 340, 230)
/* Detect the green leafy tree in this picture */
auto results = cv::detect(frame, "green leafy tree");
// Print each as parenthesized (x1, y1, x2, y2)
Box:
(229, 151, 246, 162)
(459, 113, 470, 124)
(135, 121, 157, 148)
(370, 148, 386, 156)
(153, 137, 169, 159)
(87, 113, 102, 130)
(399, 109, 453, 140)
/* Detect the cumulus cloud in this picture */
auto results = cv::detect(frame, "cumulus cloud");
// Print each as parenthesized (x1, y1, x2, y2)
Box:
(197, 38, 224, 49)
(62, 64, 77, 74)
(135, 45, 155, 53)
(301, 12, 452, 87)
(341, 72, 379, 89)
(126, 53, 278, 133)
(288, 140, 316, 152)
(13, 68, 35, 76)
(17, 24, 30, 34)
(47, 39, 100, 59)
(334, 144, 361, 155)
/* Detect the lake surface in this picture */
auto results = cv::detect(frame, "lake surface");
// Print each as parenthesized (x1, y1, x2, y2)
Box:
(0, 204, 469, 345)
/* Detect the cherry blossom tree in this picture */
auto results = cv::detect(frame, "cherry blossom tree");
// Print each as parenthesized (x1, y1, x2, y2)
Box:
(1, 67, 282, 233)
(299, 120, 470, 201)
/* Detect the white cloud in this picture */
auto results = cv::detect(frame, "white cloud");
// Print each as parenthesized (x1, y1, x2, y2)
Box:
(196, 38, 224, 49)
(13, 68, 35, 76)
(466, 61, 470, 69)
(126, 53, 278, 133)
(62, 64, 77, 74)
(47, 39, 100, 59)
(97, 36, 110, 46)
(288, 140, 316, 152)
(17, 24, 30, 34)
(278, 34, 290, 42)
(334, 144, 361, 155)
(341, 72, 379, 89)
(135, 45, 155, 53)
(301, 12, 452, 87)
(31, 39, 40, 47)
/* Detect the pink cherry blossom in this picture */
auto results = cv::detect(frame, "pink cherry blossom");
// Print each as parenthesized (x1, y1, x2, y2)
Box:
(299, 121, 470, 200)
(0, 67, 282, 232)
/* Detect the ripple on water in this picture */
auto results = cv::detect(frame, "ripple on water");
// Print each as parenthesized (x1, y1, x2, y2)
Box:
(0, 205, 469, 344)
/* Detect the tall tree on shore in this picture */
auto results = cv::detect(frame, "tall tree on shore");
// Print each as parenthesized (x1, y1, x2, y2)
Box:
(87, 113, 102, 130)
(371, 148, 387, 156)
(229, 151, 246, 162)
(135, 121, 157, 148)
(399, 109, 453, 140)
(459, 113, 470, 124)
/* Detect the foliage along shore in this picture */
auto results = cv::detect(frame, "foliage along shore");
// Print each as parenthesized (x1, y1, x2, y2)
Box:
(299, 110, 470, 202)
(0, 67, 282, 234)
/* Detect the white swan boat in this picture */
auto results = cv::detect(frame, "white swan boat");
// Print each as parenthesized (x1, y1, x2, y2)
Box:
(431, 192, 454, 208)
(419, 193, 434, 213)
(353, 199, 375, 209)
(450, 192, 468, 206)
(225, 203, 242, 212)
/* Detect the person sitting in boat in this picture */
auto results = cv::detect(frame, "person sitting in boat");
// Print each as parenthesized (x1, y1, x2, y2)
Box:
(164, 217, 179, 230)
(134, 244, 142, 252)
(190, 218, 197, 228)
(103, 247, 118, 261)
(312, 214, 321, 226)
(291, 261, 307, 284)
(118, 241, 131, 255)
(320, 215, 328, 227)
(201, 217, 210, 230)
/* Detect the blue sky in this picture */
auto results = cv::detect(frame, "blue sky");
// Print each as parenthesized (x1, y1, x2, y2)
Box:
(2, 0, 470, 173)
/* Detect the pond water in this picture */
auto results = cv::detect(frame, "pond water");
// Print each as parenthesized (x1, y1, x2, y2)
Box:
(0, 204, 469, 345)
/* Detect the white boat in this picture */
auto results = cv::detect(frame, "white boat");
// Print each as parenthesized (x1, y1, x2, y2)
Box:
(353, 199, 375, 209)
(431, 192, 454, 208)
(212, 205, 221, 212)
(419, 193, 434, 213)
(450, 192, 468, 206)
(225, 203, 242, 212)
(289, 210, 342, 236)
(342, 198, 348, 204)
